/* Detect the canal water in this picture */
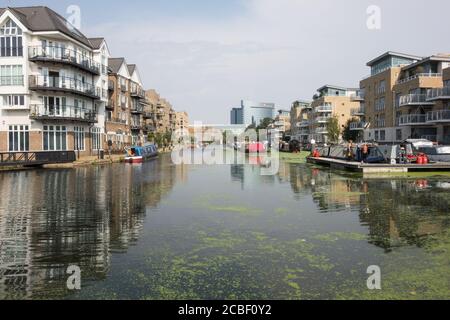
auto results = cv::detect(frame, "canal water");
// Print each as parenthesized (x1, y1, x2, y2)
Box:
(0, 153, 449, 300)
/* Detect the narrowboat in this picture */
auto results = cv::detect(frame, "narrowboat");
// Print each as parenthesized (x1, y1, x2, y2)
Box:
(245, 142, 266, 154)
(125, 143, 158, 163)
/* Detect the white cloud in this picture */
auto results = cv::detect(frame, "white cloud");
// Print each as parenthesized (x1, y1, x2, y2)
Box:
(85, 0, 450, 123)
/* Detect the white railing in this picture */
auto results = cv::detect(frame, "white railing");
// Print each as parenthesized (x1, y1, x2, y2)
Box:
(315, 127, 328, 134)
(427, 110, 450, 122)
(398, 94, 432, 107)
(426, 87, 450, 100)
(350, 107, 365, 116)
(398, 114, 427, 125)
(396, 73, 442, 85)
(315, 116, 331, 123)
(315, 105, 333, 113)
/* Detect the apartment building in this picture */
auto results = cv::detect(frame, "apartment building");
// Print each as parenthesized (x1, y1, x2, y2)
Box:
(144, 89, 178, 135)
(272, 109, 291, 134)
(309, 85, 362, 143)
(290, 100, 311, 143)
(0, 6, 109, 156)
(175, 111, 189, 133)
(359, 51, 450, 144)
(105, 58, 147, 151)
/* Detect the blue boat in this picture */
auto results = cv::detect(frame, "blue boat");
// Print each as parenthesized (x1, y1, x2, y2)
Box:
(125, 143, 158, 163)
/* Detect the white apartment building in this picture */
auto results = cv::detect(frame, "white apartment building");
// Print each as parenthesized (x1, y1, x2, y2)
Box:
(0, 6, 109, 156)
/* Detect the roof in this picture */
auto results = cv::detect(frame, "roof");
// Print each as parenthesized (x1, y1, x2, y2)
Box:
(0, 6, 93, 48)
(316, 85, 352, 92)
(108, 58, 126, 74)
(366, 51, 423, 67)
(401, 55, 450, 71)
(127, 64, 136, 75)
(88, 37, 104, 50)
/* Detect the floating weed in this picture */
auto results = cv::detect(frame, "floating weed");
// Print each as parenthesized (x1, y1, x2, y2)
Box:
(314, 232, 367, 242)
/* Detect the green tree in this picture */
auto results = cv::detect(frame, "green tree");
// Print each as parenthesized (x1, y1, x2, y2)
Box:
(326, 115, 341, 144)
(257, 117, 274, 130)
(342, 118, 360, 142)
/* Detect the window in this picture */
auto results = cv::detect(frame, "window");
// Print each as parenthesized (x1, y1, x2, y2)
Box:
(0, 65, 23, 85)
(377, 80, 386, 95)
(380, 130, 386, 141)
(92, 127, 102, 150)
(0, 19, 23, 57)
(43, 125, 67, 151)
(396, 129, 402, 141)
(2, 95, 25, 107)
(375, 97, 385, 111)
(74, 127, 85, 151)
(8, 125, 29, 151)
(375, 130, 379, 141)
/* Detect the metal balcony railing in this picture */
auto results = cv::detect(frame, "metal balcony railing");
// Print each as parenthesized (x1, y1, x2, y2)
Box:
(427, 110, 450, 123)
(29, 75, 101, 99)
(350, 121, 367, 130)
(396, 73, 442, 85)
(351, 107, 365, 116)
(426, 87, 450, 101)
(398, 114, 427, 126)
(315, 105, 333, 113)
(28, 46, 102, 75)
(30, 104, 97, 123)
(398, 94, 433, 107)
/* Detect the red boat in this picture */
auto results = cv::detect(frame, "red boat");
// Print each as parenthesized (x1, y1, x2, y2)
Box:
(125, 144, 158, 164)
(246, 142, 266, 154)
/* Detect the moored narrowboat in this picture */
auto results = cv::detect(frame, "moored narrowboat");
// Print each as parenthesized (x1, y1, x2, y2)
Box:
(125, 143, 158, 163)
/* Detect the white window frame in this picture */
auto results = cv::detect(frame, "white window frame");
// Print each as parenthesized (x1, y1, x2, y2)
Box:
(8, 125, 29, 151)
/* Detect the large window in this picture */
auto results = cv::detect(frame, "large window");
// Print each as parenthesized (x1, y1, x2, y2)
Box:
(43, 125, 67, 151)
(0, 19, 23, 57)
(2, 94, 25, 107)
(74, 126, 85, 151)
(0, 65, 23, 85)
(8, 125, 29, 151)
(92, 127, 102, 150)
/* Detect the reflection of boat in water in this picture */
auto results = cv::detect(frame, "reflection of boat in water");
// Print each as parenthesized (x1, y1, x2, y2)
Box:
(125, 144, 158, 163)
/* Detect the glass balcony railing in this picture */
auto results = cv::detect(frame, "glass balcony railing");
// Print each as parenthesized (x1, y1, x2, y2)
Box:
(427, 87, 450, 101)
(315, 105, 333, 113)
(350, 121, 367, 130)
(427, 110, 450, 123)
(351, 107, 365, 116)
(29, 75, 101, 99)
(396, 73, 442, 85)
(28, 46, 103, 75)
(30, 104, 97, 123)
(398, 114, 427, 126)
(398, 94, 433, 107)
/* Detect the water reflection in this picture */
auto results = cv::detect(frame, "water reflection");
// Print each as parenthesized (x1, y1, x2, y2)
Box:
(0, 158, 181, 299)
(0, 155, 449, 299)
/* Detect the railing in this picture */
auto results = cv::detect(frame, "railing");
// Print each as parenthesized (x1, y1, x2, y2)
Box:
(30, 104, 97, 122)
(398, 94, 433, 107)
(28, 46, 102, 75)
(398, 114, 427, 126)
(130, 87, 146, 98)
(0, 151, 76, 167)
(143, 112, 154, 119)
(396, 73, 442, 85)
(316, 116, 331, 123)
(350, 92, 365, 101)
(350, 121, 367, 130)
(108, 80, 115, 91)
(315, 127, 328, 134)
(427, 110, 450, 123)
(315, 105, 333, 113)
(29, 75, 101, 99)
(351, 107, 365, 116)
(130, 104, 144, 113)
(426, 87, 450, 100)
(0, 75, 24, 86)
(130, 122, 142, 129)
(106, 101, 115, 110)
(108, 117, 127, 124)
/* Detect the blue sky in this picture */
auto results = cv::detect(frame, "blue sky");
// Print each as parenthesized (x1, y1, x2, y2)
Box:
(6, 1, 450, 123)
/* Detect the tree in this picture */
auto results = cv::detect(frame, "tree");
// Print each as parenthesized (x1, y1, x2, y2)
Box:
(257, 117, 274, 130)
(342, 118, 360, 142)
(326, 115, 341, 144)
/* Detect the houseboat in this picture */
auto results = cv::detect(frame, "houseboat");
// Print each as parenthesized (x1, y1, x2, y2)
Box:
(125, 144, 158, 164)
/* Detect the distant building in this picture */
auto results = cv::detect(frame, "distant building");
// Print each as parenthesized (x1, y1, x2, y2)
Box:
(230, 100, 275, 127)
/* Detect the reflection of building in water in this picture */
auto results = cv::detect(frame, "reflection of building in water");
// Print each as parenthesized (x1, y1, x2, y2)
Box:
(283, 165, 450, 251)
(0, 159, 179, 299)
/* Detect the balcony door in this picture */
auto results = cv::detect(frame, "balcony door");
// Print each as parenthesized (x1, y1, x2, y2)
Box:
(43, 96, 65, 116)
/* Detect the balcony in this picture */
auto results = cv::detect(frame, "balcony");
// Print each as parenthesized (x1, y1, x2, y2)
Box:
(143, 112, 153, 119)
(350, 92, 365, 101)
(28, 46, 101, 75)
(398, 94, 434, 107)
(427, 87, 450, 101)
(427, 110, 450, 123)
(396, 73, 442, 85)
(315, 127, 328, 134)
(106, 101, 115, 110)
(130, 87, 146, 99)
(29, 75, 101, 100)
(351, 107, 365, 116)
(1, 75, 24, 86)
(296, 121, 310, 128)
(315, 105, 333, 113)
(30, 104, 97, 123)
(130, 122, 142, 130)
(398, 114, 427, 126)
(130, 105, 144, 114)
(108, 80, 115, 91)
(315, 116, 331, 123)
(350, 121, 367, 131)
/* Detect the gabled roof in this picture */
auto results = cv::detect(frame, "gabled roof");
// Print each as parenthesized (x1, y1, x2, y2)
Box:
(0, 6, 93, 48)
(108, 57, 127, 74)
(127, 64, 136, 75)
(366, 51, 422, 67)
(88, 37, 104, 50)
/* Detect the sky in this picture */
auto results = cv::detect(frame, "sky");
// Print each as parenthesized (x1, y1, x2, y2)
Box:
(6, 0, 450, 123)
